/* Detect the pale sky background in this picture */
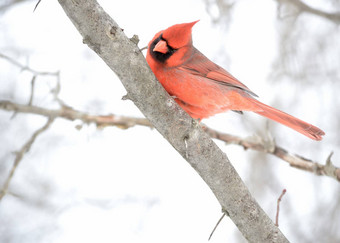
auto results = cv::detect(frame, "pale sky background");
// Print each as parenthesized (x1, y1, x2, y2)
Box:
(1, 0, 339, 242)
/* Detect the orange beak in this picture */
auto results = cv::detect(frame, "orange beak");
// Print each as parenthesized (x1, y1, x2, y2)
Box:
(153, 40, 168, 54)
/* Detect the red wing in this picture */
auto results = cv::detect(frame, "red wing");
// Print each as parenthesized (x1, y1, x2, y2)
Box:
(178, 48, 258, 97)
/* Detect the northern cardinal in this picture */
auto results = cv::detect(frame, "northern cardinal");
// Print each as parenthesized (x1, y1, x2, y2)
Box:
(146, 21, 325, 141)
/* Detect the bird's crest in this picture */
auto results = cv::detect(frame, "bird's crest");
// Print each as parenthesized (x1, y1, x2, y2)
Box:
(162, 20, 199, 49)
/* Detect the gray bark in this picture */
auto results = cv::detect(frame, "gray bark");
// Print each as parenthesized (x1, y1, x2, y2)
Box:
(57, 0, 289, 242)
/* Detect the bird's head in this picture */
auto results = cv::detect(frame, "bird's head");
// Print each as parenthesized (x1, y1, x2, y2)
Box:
(148, 20, 199, 67)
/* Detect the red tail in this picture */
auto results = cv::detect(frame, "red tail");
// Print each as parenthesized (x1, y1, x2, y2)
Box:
(251, 99, 325, 141)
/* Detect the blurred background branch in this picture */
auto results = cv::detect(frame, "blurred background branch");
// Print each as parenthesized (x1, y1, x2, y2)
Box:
(0, 0, 29, 13)
(275, 0, 340, 24)
(203, 0, 235, 27)
(0, 117, 54, 201)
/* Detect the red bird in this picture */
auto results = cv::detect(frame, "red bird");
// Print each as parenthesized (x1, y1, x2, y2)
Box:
(146, 21, 325, 141)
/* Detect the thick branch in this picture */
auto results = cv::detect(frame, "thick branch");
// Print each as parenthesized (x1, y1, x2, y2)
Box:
(1, 100, 338, 182)
(56, 1, 288, 242)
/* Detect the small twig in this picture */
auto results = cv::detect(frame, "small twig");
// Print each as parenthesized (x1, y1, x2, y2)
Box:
(28, 75, 36, 106)
(1, 52, 64, 105)
(326, 151, 334, 166)
(275, 189, 287, 227)
(208, 212, 227, 241)
(49, 70, 66, 106)
(33, 0, 42, 12)
(140, 46, 148, 52)
(0, 53, 58, 76)
(0, 117, 54, 201)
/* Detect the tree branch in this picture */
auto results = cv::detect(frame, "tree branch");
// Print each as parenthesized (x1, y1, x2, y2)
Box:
(1, 100, 338, 182)
(0, 117, 54, 201)
(275, 0, 340, 24)
(0, 0, 28, 13)
(275, 189, 287, 227)
(203, 126, 340, 182)
(56, 1, 289, 241)
(0, 100, 152, 128)
(0, 53, 59, 76)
